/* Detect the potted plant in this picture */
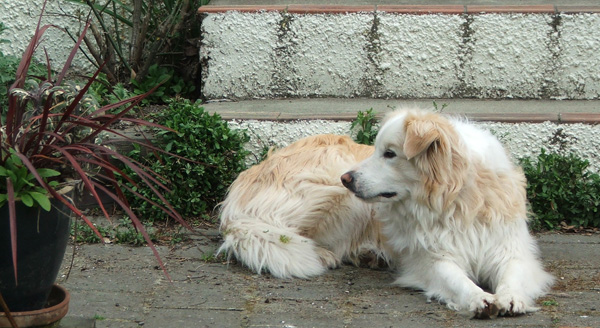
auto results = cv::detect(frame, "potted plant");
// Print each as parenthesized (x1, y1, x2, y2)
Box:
(0, 0, 189, 323)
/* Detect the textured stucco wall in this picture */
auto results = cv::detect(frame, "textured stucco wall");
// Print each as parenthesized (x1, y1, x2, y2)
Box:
(377, 14, 463, 98)
(200, 12, 376, 99)
(465, 14, 553, 98)
(228, 119, 600, 173)
(1, 0, 106, 73)
(284, 14, 374, 97)
(200, 11, 600, 100)
(558, 14, 600, 99)
(479, 121, 600, 173)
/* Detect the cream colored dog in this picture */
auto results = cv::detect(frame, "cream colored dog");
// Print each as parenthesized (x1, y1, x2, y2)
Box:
(341, 108, 554, 318)
(218, 134, 390, 279)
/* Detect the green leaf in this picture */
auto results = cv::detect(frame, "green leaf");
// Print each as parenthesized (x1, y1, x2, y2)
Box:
(21, 193, 34, 207)
(8, 152, 23, 166)
(30, 191, 52, 211)
(37, 168, 61, 178)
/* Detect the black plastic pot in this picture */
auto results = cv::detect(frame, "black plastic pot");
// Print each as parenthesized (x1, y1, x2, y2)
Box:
(0, 200, 70, 312)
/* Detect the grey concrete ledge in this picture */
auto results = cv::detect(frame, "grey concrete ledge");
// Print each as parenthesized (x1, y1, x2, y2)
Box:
(203, 98, 600, 123)
(198, 4, 600, 14)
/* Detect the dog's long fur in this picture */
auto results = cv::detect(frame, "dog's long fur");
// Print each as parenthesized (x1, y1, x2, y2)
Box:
(218, 134, 390, 279)
(342, 108, 554, 317)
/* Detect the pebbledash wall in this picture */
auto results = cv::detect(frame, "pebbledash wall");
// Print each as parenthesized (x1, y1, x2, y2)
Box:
(0, 0, 94, 72)
(199, 5, 600, 100)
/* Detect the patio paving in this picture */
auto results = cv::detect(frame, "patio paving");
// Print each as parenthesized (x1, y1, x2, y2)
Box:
(56, 228, 600, 328)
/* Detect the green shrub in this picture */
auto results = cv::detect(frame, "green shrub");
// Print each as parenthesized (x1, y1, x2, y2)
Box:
(131, 64, 196, 105)
(88, 73, 133, 107)
(125, 99, 250, 222)
(71, 221, 109, 244)
(520, 149, 600, 230)
(87, 66, 195, 113)
(351, 108, 379, 145)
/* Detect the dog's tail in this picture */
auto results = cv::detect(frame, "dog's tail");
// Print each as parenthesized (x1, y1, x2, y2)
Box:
(218, 216, 333, 279)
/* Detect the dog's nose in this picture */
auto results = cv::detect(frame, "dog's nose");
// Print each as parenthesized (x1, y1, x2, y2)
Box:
(340, 171, 355, 191)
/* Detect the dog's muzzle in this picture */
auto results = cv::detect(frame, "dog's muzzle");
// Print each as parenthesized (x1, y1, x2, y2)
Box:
(341, 171, 397, 199)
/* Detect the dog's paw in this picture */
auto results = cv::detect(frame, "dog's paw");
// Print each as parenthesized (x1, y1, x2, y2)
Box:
(496, 293, 535, 317)
(315, 247, 341, 269)
(470, 292, 499, 319)
(358, 250, 389, 269)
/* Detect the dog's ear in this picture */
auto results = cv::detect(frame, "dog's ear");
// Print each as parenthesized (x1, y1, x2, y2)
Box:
(403, 119, 441, 160)
(404, 114, 467, 209)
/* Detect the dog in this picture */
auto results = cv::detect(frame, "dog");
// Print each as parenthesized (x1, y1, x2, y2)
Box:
(341, 108, 554, 318)
(218, 134, 391, 279)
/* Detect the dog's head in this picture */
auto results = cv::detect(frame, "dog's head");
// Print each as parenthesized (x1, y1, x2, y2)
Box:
(341, 109, 467, 208)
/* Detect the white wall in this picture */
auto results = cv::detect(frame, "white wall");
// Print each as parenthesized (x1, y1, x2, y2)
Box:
(200, 11, 600, 100)
(1, 0, 106, 73)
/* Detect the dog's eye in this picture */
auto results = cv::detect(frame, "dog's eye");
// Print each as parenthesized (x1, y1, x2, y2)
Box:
(383, 150, 396, 159)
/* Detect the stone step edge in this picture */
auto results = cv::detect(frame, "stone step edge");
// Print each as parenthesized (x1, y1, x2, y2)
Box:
(207, 111, 600, 124)
(198, 4, 600, 15)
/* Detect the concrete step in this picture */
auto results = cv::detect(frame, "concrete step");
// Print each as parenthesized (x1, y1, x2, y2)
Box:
(203, 97, 600, 122)
(198, 3, 600, 101)
(203, 98, 600, 172)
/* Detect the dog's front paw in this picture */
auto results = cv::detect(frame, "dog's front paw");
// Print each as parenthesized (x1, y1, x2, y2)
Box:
(496, 293, 536, 316)
(470, 292, 499, 319)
